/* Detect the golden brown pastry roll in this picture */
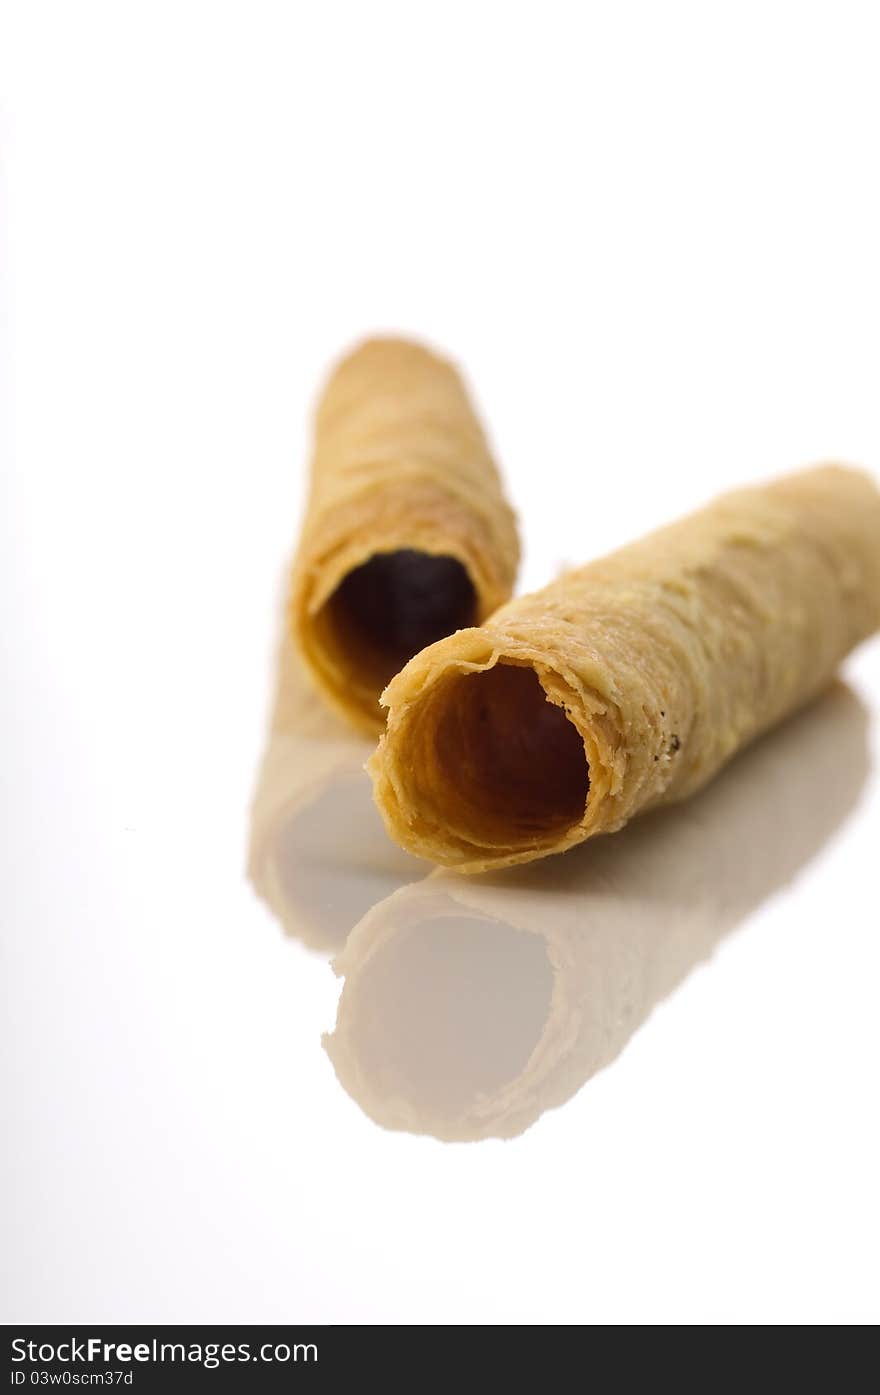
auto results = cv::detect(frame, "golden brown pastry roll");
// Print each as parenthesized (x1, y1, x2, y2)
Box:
(369, 464, 880, 871)
(290, 337, 520, 732)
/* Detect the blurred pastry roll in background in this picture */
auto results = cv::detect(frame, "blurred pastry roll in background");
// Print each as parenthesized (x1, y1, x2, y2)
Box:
(290, 338, 519, 732)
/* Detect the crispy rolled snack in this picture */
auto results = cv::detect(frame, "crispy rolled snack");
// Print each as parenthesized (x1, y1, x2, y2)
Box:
(369, 465, 880, 871)
(290, 337, 519, 732)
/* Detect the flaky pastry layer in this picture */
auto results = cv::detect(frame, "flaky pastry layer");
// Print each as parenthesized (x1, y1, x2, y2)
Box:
(370, 465, 880, 870)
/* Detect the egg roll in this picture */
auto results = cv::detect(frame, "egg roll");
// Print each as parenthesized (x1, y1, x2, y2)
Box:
(369, 464, 880, 871)
(290, 337, 520, 732)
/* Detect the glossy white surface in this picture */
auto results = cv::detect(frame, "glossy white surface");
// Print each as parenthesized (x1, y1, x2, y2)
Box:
(3, 1, 880, 1325)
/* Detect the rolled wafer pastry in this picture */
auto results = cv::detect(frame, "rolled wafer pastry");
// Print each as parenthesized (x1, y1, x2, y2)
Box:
(369, 464, 880, 871)
(290, 337, 520, 732)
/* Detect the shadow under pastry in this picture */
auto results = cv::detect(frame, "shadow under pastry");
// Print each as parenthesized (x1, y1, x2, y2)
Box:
(324, 682, 870, 1141)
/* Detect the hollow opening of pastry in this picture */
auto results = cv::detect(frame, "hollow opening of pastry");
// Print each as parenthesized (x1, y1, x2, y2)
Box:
(344, 913, 554, 1119)
(423, 662, 590, 847)
(321, 549, 477, 695)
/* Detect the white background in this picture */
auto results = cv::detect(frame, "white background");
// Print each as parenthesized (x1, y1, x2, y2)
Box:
(3, 1, 879, 1324)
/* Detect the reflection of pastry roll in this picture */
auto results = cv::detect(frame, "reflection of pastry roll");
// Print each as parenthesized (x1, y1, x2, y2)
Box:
(370, 465, 880, 871)
(247, 638, 419, 951)
(329, 684, 868, 1140)
(290, 338, 519, 732)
